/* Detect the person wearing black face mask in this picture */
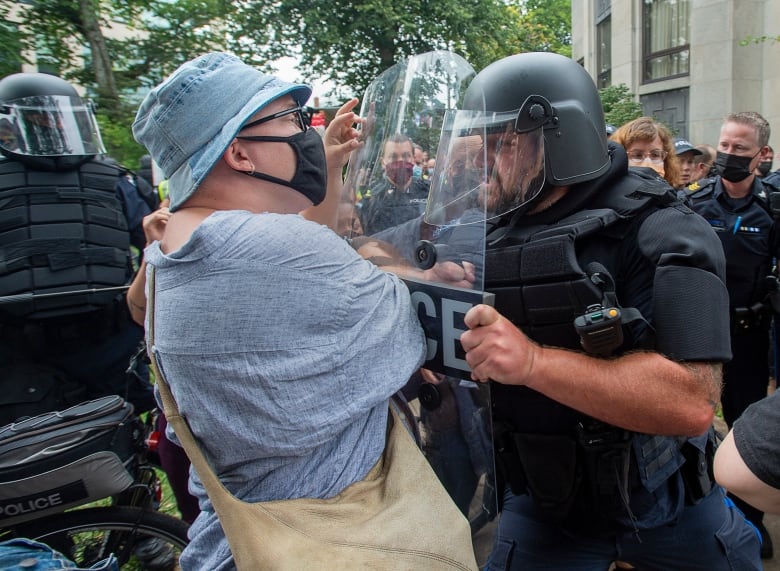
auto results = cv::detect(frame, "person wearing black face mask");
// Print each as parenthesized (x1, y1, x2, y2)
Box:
(685, 111, 780, 560)
(359, 133, 431, 235)
(131, 52, 439, 570)
(756, 145, 780, 194)
(754, 145, 774, 179)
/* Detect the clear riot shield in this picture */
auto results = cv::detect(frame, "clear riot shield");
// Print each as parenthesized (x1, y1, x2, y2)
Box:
(343, 51, 498, 563)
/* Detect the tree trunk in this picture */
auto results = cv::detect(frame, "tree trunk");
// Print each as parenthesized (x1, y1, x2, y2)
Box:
(77, 0, 119, 116)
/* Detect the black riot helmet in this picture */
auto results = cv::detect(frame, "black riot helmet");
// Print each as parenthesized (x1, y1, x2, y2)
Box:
(424, 53, 610, 225)
(463, 52, 610, 187)
(0, 72, 106, 171)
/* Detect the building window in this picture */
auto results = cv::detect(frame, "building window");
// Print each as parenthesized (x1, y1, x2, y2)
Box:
(643, 0, 690, 83)
(597, 16, 612, 88)
(34, 40, 60, 76)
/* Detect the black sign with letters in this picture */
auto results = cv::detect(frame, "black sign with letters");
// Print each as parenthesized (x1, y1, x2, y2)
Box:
(402, 277, 494, 380)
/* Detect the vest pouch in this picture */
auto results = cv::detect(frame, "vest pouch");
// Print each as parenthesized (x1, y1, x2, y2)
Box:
(512, 432, 581, 523)
(680, 429, 718, 505)
(575, 421, 632, 519)
(0, 362, 87, 426)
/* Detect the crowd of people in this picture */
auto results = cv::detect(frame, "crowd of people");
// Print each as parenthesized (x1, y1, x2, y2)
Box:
(607, 109, 780, 564)
(604, 111, 780, 562)
(3, 47, 780, 571)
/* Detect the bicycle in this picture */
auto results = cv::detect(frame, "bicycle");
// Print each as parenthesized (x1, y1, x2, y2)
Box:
(0, 395, 189, 570)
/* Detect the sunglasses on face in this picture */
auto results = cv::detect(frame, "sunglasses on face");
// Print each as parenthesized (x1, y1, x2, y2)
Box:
(241, 106, 311, 132)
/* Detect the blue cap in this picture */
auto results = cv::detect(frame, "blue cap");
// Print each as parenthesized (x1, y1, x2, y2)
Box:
(132, 52, 311, 211)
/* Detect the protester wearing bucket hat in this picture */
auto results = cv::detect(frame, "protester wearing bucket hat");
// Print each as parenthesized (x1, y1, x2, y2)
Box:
(674, 138, 703, 189)
(128, 53, 435, 570)
(133, 52, 317, 211)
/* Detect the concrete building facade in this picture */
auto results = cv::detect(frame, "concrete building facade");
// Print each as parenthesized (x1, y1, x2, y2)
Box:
(572, 0, 780, 151)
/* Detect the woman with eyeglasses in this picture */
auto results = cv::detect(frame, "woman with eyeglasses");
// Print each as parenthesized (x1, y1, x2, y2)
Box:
(610, 116, 682, 189)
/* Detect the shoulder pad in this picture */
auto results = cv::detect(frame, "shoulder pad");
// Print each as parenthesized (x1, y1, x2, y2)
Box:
(620, 167, 675, 198)
(761, 177, 780, 194)
(634, 176, 674, 198)
(588, 169, 675, 218)
(686, 177, 716, 198)
(763, 170, 780, 186)
(689, 177, 715, 190)
(91, 155, 125, 176)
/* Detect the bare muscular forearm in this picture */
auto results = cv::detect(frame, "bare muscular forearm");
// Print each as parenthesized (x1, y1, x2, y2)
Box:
(524, 347, 721, 436)
(126, 260, 147, 326)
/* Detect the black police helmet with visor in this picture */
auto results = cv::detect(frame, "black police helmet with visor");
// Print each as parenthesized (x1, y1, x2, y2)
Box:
(425, 52, 610, 226)
(0, 73, 106, 171)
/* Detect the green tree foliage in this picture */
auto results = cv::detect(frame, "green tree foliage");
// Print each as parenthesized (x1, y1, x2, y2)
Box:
(7, 0, 233, 168)
(739, 34, 780, 46)
(0, 2, 28, 77)
(6, 0, 572, 165)
(118, 0, 242, 90)
(599, 84, 643, 129)
(265, 0, 571, 100)
(517, 0, 572, 58)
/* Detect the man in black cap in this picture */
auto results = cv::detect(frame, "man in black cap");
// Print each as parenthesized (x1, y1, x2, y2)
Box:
(675, 138, 703, 190)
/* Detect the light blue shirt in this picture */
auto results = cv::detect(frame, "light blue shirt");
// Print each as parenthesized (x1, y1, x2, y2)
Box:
(145, 210, 425, 570)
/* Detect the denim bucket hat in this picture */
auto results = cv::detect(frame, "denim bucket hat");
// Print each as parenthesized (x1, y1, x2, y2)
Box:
(133, 52, 311, 211)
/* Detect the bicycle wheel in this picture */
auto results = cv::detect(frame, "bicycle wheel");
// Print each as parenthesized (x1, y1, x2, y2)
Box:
(11, 506, 189, 570)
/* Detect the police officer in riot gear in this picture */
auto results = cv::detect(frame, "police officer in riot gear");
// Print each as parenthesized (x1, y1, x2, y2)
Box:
(685, 111, 780, 559)
(447, 53, 761, 570)
(0, 72, 155, 421)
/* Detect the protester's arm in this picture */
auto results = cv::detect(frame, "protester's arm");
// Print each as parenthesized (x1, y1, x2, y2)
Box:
(126, 202, 170, 325)
(301, 98, 362, 230)
(714, 391, 780, 514)
(353, 235, 475, 289)
(126, 266, 147, 326)
(714, 429, 780, 515)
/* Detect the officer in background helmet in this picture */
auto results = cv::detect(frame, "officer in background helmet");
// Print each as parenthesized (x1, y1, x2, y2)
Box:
(0, 72, 105, 169)
(449, 53, 760, 570)
(0, 73, 156, 420)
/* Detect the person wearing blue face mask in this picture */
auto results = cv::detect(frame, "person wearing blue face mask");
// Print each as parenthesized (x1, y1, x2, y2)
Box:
(131, 52, 432, 570)
(686, 111, 780, 560)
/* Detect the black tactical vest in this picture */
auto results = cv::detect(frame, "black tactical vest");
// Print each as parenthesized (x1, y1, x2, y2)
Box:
(485, 170, 677, 433)
(486, 171, 673, 348)
(484, 172, 705, 529)
(0, 158, 132, 320)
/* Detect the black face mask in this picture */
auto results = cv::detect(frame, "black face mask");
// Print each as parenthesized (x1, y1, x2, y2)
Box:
(714, 150, 758, 183)
(757, 161, 773, 177)
(235, 128, 328, 205)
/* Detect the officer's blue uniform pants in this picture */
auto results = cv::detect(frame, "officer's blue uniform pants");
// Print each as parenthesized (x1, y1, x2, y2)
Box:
(486, 485, 761, 571)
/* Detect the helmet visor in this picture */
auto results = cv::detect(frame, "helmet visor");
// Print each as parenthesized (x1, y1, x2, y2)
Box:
(0, 94, 105, 157)
(424, 109, 545, 226)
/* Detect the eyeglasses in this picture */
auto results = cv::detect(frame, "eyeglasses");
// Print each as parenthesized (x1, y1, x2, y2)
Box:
(241, 106, 310, 132)
(627, 149, 667, 165)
